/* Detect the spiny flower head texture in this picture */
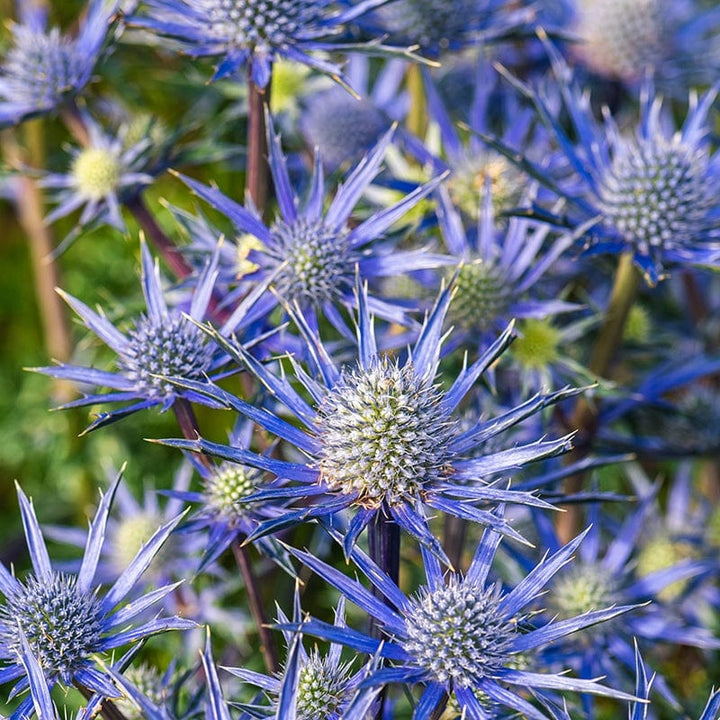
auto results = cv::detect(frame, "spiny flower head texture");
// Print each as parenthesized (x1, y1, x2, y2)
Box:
(434, 184, 578, 351)
(159, 281, 579, 561)
(204, 462, 260, 518)
(225, 596, 363, 719)
(317, 357, 455, 506)
(180, 124, 450, 322)
(133, 0, 390, 87)
(285, 525, 639, 718)
(33, 241, 229, 432)
(0, 473, 194, 718)
(294, 650, 354, 719)
(497, 53, 720, 284)
(0, 1, 115, 126)
(119, 311, 214, 402)
(404, 578, 514, 686)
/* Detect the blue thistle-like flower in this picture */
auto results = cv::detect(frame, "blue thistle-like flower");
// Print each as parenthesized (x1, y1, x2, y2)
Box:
(280, 524, 639, 718)
(488, 49, 720, 285)
(39, 113, 154, 250)
(525, 489, 720, 709)
(179, 122, 452, 328)
(131, 0, 406, 88)
(568, 0, 720, 89)
(0, 1, 118, 127)
(31, 240, 248, 432)
(435, 182, 584, 351)
(226, 595, 376, 719)
(157, 280, 579, 560)
(0, 471, 195, 718)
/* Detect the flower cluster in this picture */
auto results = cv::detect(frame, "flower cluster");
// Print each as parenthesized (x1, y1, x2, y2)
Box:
(2, 1, 720, 719)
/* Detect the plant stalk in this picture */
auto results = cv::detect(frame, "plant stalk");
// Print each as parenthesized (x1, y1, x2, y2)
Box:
(557, 251, 640, 542)
(246, 75, 271, 215)
(231, 540, 280, 673)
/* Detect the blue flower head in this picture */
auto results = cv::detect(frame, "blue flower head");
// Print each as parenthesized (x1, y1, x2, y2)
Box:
(569, 0, 720, 90)
(491, 48, 720, 285)
(39, 113, 154, 250)
(179, 121, 451, 328)
(226, 594, 376, 719)
(0, 0, 118, 127)
(132, 0, 403, 88)
(299, 56, 406, 172)
(281, 524, 639, 719)
(158, 281, 579, 561)
(32, 241, 240, 432)
(0, 471, 195, 718)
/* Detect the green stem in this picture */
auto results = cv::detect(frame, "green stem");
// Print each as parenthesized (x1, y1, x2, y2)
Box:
(406, 64, 428, 139)
(557, 252, 640, 543)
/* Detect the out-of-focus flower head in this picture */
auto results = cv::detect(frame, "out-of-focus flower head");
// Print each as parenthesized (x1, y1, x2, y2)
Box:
(299, 55, 406, 173)
(0, 0, 119, 127)
(356, 0, 538, 58)
(569, 0, 720, 90)
(527, 488, 719, 710)
(39, 112, 154, 251)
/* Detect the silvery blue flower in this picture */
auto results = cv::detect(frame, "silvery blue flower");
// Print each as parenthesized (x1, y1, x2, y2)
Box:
(0, 472, 195, 719)
(158, 281, 579, 560)
(179, 123, 452, 329)
(132, 0, 400, 88)
(488, 50, 720, 285)
(32, 241, 242, 432)
(434, 182, 584, 353)
(0, 0, 118, 127)
(280, 523, 639, 719)
(528, 490, 719, 709)
(568, 0, 720, 90)
(226, 595, 377, 719)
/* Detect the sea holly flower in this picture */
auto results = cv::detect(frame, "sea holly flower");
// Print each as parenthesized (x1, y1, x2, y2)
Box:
(568, 0, 720, 89)
(0, 0, 119, 127)
(434, 182, 586, 355)
(171, 420, 296, 575)
(131, 0, 414, 88)
(226, 595, 377, 719)
(157, 281, 579, 559)
(39, 113, 154, 251)
(280, 524, 639, 719)
(526, 491, 719, 707)
(32, 240, 247, 432)
(179, 123, 453, 331)
(486, 48, 720, 285)
(0, 471, 195, 719)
